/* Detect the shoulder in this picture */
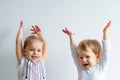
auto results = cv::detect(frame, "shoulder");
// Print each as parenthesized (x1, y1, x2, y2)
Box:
(18, 56, 26, 68)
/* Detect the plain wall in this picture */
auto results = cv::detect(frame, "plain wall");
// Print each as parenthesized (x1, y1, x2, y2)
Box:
(0, 0, 120, 80)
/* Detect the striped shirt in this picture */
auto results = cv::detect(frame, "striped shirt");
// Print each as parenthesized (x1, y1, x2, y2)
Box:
(18, 57, 46, 80)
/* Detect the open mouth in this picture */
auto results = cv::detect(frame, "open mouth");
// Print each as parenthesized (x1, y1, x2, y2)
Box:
(83, 63, 89, 67)
(31, 56, 38, 59)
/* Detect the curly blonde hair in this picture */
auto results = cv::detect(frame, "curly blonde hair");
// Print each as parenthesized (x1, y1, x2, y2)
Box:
(77, 39, 102, 60)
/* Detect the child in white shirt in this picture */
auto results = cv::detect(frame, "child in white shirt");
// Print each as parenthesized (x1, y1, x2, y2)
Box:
(62, 21, 111, 80)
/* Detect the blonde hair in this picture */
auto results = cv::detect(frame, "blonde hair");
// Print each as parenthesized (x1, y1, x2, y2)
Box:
(23, 34, 44, 49)
(77, 39, 102, 59)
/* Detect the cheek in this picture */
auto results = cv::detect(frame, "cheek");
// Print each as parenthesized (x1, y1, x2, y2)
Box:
(38, 53, 42, 57)
(79, 59, 82, 65)
(25, 51, 32, 57)
(89, 57, 97, 64)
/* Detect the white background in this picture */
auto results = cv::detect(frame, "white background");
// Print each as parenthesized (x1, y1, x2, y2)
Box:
(0, 0, 120, 80)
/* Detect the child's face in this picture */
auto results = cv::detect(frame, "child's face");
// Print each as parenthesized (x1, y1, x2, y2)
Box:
(78, 48, 99, 70)
(23, 40, 43, 62)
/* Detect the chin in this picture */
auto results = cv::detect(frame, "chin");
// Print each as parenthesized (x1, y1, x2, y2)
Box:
(31, 59, 40, 62)
(82, 67, 91, 70)
(84, 68, 90, 70)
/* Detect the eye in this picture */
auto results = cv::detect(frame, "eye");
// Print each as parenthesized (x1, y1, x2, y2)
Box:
(30, 48, 34, 51)
(37, 49, 41, 52)
(80, 56, 83, 59)
(86, 56, 90, 58)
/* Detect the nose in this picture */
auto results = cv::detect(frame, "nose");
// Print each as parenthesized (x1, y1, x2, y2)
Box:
(82, 57, 87, 62)
(33, 50, 37, 55)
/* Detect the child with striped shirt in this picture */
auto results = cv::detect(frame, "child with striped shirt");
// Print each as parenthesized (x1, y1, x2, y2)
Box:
(16, 21, 48, 80)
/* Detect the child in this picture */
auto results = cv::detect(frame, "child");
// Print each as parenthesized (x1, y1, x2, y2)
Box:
(62, 21, 111, 80)
(16, 21, 48, 80)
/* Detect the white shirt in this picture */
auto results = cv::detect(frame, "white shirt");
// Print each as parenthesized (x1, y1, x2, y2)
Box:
(71, 40, 111, 80)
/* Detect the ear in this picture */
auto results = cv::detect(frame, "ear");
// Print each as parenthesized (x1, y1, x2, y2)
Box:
(96, 54, 101, 63)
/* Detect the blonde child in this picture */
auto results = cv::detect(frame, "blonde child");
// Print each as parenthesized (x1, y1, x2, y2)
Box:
(16, 21, 48, 80)
(62, 21, 111, 80)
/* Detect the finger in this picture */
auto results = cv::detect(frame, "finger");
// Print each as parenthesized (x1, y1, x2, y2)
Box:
(65, 27, 72, 35)
(65, 27, 69, 32)
(35, 25, 41, 32)
(30, 26, 36, 32)
(106, 20, 111, 28)
(66, 27, 72, 34)
(103, 21, 111, 32)
(35, 25, 39, 28)
(62, 29, 67, 33)
(20, 21, 23, 27)
(36, 25, 41, 32)
(30, 29, 34, 31)
(32, 25, 35, 30)
(20, 21, 23, 25)
(107, 20, 111, 27)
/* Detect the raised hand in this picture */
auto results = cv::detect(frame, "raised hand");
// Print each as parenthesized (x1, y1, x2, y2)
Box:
(30, 25, 41, 34)
(103, 20, 111, 40)
(62, 27, 75, 45)
(62, 27, 74, 36)
(103, 20, 111, 33)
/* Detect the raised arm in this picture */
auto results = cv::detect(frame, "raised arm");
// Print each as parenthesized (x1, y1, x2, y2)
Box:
(16, 21, 24, 65)
(31, 25, 48, 62)
(62, 27, 75, 45)
(103, 20, 111, 40)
